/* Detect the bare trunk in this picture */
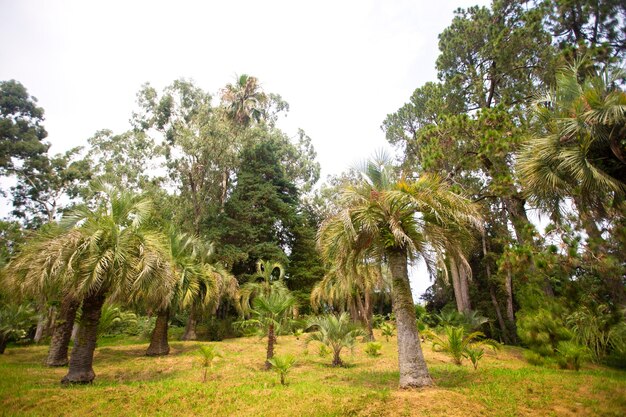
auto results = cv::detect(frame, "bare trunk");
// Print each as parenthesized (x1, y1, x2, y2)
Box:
(265, 323, 275, 370)
(0, 335, 7, 354)
(70, 323, 80, 347)
(146, 308, 170, 356)
(46, 295, 79, 367)
(181, 309, 198, 341)
(458, 262, 471, 313)
(450, 258, 470, 314)
(61, 290, 106, 384)
(332, 348, 343, 367)
(364, 290, 375, 341)
(505, 267, 517, 344)
(34, 313, 46, 343)
(388, 248, 432, 388)
(489, 287, 510, 344)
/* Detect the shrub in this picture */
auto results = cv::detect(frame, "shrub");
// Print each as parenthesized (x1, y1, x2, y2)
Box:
(464, 346, 484, 370)
(268, 354, 296, 385)
(380, 322, 395, 341)
(364, 341, 382, 357)
(556, 341, 589, 371)
(306, 313, 364, 367)
(318, 344, 330, 357)
(524, 350, 546, 366)
(197, 344, 222, 382)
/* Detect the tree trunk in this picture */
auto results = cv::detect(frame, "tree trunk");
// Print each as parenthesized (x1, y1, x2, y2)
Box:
(181, 308, 198, 341)
(61, 290, 106, 384)
(450, 258, 464, 314)
(265, 323, 275, 370)
(388, 248, 432, 388)
(46, 295, 79, 367)
(505, 267, 517, 344)
(332, 348, 343, 367)
(458, 261, 472, 312)
(364, 290, 375, 341)
(146, 308, 170, 356)
(33, 309, 46, 343)
(489, 287, 510, 344)
(0, 335, 7, 354)
(70, 322, 80, 347)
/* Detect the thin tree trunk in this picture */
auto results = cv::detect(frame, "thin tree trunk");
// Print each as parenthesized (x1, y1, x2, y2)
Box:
(181, 308, 198, 341)
(265, 323, 275, 370)
(0, 335, 7, 354)
(70, 322, 80, 347)
(388, 248, 432, 388)
(364, 290, 375, 341)
(505, 267, 517, 344)
(33, 308, 46, 343)
(489, 287, 510, 344)
(450, 258, 467, 314)
(46, 295, 79, 367)
(146, 308, 170, 356)
(61, 290, 106, 384)
(458, 261, 472, 313)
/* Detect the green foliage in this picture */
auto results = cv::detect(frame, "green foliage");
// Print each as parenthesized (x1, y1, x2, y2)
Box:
(517, 304, 572, 358)
(0, 80, 48, 174)
(306, 313, 364, 367)
(268, 354, 296, 386)
(97, 304, 138, 337)
(364, 341, 382, 357)
(380, 322, 395, 342)
(317, 344, 330, 358)
(428, 325, 498, 366)
(524, 350, 547, 367)
(0, 302, 36, 352)
(556, 341, 589, 371)
(197, 344, 222, 382)
(566, 304, 616, 361)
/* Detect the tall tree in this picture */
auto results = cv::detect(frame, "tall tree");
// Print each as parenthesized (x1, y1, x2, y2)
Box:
(317, 157, 482, 388)
(0, 80, 48, 176)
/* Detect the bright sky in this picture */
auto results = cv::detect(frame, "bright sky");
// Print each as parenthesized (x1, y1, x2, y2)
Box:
(1, 0, 489, 299)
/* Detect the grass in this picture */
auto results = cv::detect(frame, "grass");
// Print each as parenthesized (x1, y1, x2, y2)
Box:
(1, 330, 625, 416)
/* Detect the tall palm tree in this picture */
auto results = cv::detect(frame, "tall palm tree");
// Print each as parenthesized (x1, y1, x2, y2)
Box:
(220, 74, 267, 127)
(240, 259, 286, 316)
(317, 156, 482, 388)
(6, 185, 176, 384)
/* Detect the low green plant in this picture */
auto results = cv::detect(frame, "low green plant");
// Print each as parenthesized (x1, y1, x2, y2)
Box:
(268, 354, 296, 385)
(524, 350, 546, 366)
(556, 341, 589, 371)
(428, 325, 498, 366)
(293, 328, 304, 339)
(464, 346, 484, 370)
(306, 313, 364, 366)
(364, 341, 382, 357)
(198, 344, 222, 382)
(318, 343, 330, 357)
(380, 322, 395, 342)
(0, 302, 36, 353)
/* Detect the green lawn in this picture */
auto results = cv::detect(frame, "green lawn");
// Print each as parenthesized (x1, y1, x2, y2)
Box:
(1, 331, 625, 416)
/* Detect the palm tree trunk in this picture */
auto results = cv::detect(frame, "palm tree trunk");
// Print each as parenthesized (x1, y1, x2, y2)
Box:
(364, 290, 375, 341)
(146, 308, 170, 356)
(61, 290, 106, 384)
(181, 308, 198, 341)
(388, 248, 432, 388)
(33, 306, 46, 343)
(505, 267, 517, 343)
(0, 335, 7, 354)
(265, 323, 275, 370)
(332, 348, 343, 367)
(458, 262, 471, 312)
(46, 295, 79, 366)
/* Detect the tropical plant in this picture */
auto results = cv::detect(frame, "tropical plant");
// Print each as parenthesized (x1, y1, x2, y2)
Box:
(220, 74, 267, 127)
(556, 341, 590, 371)
(364, 341, 383, 357)
(245, 287, 296, 369)
(268, 354, 296, 386)
(197, 344, 222, 382)
(240, 260, 286, 316)
(464, 346, 485, 370)
(317, 155, 482, 386)
(428, 325, 498, 366)
(5, 184, 177, 384)
(97, 304, 138, 336)
(380, 322, 395, 342)
(317, 344, 330, 357)
(0, 302, 36, 354)
(306, 313, 365, 367)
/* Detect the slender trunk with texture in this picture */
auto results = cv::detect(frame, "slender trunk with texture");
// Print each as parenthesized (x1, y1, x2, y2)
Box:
(146, 308, 170, 356)
(505, 267, 517, 344)
(181, 309, 198, 341)
(44, 306, 57, 339)
(388, 248, 432, 388)
(265, 323, 275, 370)
(364, 291, 375, 341)
(0, 335, 7, 354)
(61, 290, 106, 384)
(450, 258, 469, 314)
(34, 312, 46, 343)
(489, 287, 510, 344)
(70, 323, 80, 347)
(458, 262, 471, 313)
(46, 295, 79, 367)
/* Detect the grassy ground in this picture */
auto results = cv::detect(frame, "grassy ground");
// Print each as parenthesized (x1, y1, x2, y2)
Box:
(1, 330, 625, 417)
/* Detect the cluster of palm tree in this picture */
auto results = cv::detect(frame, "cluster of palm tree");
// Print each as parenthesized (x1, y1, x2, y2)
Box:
(3, 184, 237, 384)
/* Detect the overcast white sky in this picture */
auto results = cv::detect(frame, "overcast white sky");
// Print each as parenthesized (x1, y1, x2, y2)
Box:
(0, 0, 489, 299)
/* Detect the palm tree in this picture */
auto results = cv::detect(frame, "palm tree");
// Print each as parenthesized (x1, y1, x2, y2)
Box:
(6, 185, 176, 384)
(146, 232, 237, 355)
(311, 264, 389, 341)
(248, 287, 296, 370)
(240, 259, 286, 316)
(220, 74, 267, 127)
(427, 325, 496, 366)
(197, 344, 222, 382)
(306, 313, 364, 367)
(268, 354, 296, 385)
(317, 155, 482, 387)
(518, 63, 626, 220)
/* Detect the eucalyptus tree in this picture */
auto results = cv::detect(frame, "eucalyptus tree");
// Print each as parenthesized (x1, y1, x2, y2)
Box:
(6, 185, 176, 383)
(317, 157, 482, 388)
